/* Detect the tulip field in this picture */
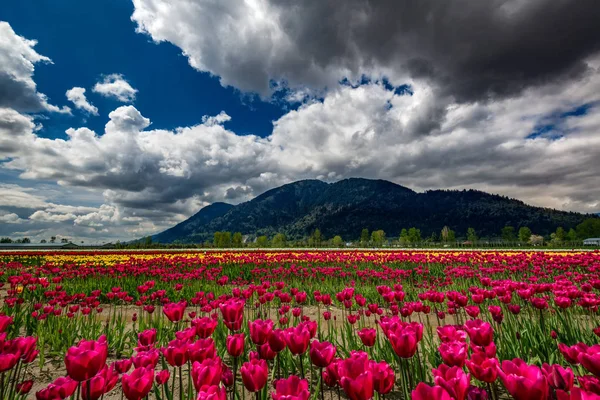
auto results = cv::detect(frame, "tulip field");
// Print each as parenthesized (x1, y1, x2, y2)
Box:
(1, 250, 600, 400)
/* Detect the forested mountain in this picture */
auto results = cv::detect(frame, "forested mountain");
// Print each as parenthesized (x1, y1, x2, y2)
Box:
(151, 178, 595, 243)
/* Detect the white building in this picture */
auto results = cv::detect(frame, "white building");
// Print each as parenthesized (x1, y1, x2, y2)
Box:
(583, 238, 600, 246)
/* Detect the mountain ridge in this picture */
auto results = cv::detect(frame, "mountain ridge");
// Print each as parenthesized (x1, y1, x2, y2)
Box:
(150, 178, 595, 243)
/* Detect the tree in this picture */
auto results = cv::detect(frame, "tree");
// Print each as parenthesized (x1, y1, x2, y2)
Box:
(371, 230, 386, 247)
(399, 229, 409, 245)
(232, 232, 243, 247)
(61, 238, 69, 243)
(0, 238, 12, 243)
(501, 226, 516, 242)
(407, 227, 421, 243)
(310, 229, 322, 247)
(518, 227, 532, 243)
(360, 229, 370, 246)
(567, 228, 578, 242)
(50, 236, 56, 243)
(447, 229, 456, 242)
(144, 236, 153, 247)
(576, 218, 600, 239)
(21, 237, 31, 243)
(441, 226, 455, 242)
(332, 235, 344, 247)
(214, 231, 232, 248)
(271, 233, 287, 248)
(256, 235, 269, 248)
(554, 227, 565, 243)
(529, 234, 544, 246)
(467, 228, 477, 243)
(40, 239, 47, 243)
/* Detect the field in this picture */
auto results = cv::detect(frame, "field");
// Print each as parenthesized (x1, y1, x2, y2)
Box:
(1, 250, 600, 400)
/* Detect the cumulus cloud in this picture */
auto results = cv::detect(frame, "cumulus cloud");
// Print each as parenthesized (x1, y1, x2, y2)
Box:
(65, 87, 98, 115)
(0, 21, 70, 114)
(0, 212, 25, 224)
(93, 74, 138, 102)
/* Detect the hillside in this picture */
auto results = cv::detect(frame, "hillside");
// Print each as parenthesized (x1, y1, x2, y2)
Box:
(151, 178, 594, 243)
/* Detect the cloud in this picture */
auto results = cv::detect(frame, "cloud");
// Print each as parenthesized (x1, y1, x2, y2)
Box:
(65, 87, 99, 115)
(0, 212, 25, 224)
(93, 74, 138, 102)
(131, 0, 600, 103)
(0, 21, 70, 114)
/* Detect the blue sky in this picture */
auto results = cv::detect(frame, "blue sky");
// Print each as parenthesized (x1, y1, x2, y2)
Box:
(1, 0, 599, 243)
(1, 0, 289, 139)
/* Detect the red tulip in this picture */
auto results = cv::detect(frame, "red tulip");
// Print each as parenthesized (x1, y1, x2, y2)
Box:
(463, 320, 493, 347)
(498, 358, 548, 400)
(64, 335, 108, 381)
(338, 351, 374, 400)
(258, 342, 277, 360)
(285, 324, 311, 355)
(163, 338, 189, 367)
(241, 358, 268, 392)
(433, 364, 471, 400)
(35, 376, 78, 400)
(580, 345, 600, 377)
(188, 338, 217, 363)
(122, 366, 155, 400)
(386, 323, 421, 358)
(559, 343, 588, 364)
(0, 315, 13, 332)
(226, 333, 245, 358)
(437, 326, 467, 343)
(370, 360, 394, 395)
(81, 365, 119, 400)
(155, 370, 170, 385)
(163, 301, 186, 322)
(138, 329, 156, 347)
(113, 358, 133, 374)
(439, 341, 468, 367)
(220, 298, 245, 331)
(191, 358, 223, 391)
(193, 317, 219, 338)
(310, 340, 336, 368)
(465, 353, 498, 383)
(222, 367, 234, 387)
(249, 319, 274, 345)
(132, 349, 159, 369)
(466, 385, 489, 400)
(542, 363, 574, 391)
(358, 328, 377, 347)
(272, 375, 310, 400)
(16, 380, 33, 395)
(269, 329, 287, 353)
(412, 382, 453, 400)
(196, 385, 227, 400)
(578, 375, 600, 395)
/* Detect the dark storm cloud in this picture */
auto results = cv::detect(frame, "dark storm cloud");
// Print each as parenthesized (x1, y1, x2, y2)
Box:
(269, 0, 600, 102)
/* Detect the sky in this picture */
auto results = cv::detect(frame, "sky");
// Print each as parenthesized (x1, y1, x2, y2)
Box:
(1, 0, 600, 244)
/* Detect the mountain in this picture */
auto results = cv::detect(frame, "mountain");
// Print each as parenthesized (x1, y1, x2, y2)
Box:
(151, 178, 595, 243)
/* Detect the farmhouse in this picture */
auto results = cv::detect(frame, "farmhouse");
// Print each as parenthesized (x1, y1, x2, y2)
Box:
(583, 238, 600, 246)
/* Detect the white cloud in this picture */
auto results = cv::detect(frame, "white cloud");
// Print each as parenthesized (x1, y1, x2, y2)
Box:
(0, 21, 70, 114)
(93, 74, 138, 102)
(65, 87, 98, 115)
(0, 212, 24, 224)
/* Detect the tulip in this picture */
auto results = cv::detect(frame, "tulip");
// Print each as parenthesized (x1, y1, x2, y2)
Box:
(163, 338, 189, 367)
(498, 358, 548, 400)
(412, 382, 453, 400)
(466, 353, 498, 383)
(188, 338, 217, 363)
(122, 366, 155, 400)
(193, 317, 219, 338)
(273, 375, 310, 400)
(578, 375, 600, 395)
(580, 345, 600, 378)
(241, 358, 268, 392)
(466, 385, 489, 400)
(81, 365, 119, 400)
(132, 349, 160, 368)
(220, 298, 245, 331)
(192, 358, 223, 391)
(370, 360, 395, 394)
(542, 363, 574, 391)
(163, 301, 186, 322)
(358, 328, 377, 347)
(0, 315, 13, 332)
(439, 341, 468, 367)
(64, 335, 108, 381)
(437, 325, 467, 343)
(269, 329, 287, 353)
(138, 328, 157, 347)
(285, 324, 311, 355)
(222, 367, 234, 387)
(310, 340, 336, 368)
(16, 380, 33, 395)
(433, 364, 471, 400)
(156, 370, 170, 385)
(258, 342, 277, 360)
(387, 323, 420, 358)
(559, 342, 588, 365)
(464, 320, 493, 347)
(227, 333, 245, 358)
(35, 376, 78, 400)
(249, 319, 274, 345)
(113, 358, 133, 374)
(338, 351, 374, 400)
(197, 385, 228, 400)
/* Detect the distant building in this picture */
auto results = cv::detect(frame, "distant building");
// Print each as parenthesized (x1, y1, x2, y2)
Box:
(0, 242, 79, 250)
(583, 238, 600, 246)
